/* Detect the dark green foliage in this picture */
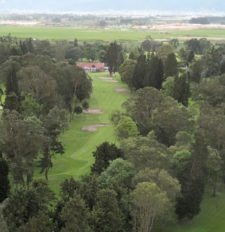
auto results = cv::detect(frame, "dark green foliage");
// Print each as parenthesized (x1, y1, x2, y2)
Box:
(132, 54, 164, 90)
(144, 54, 164, 90)
(17, 213, 54, 232)
(19, 38, 33, 55)
(82, 101, 89, 110)
(74, 106, 83, 114)
(176, 133, 207, 220)
(173, 74, 190, 106)
(79, 175, 100, 210)
(132, 54, 146, 89)
(185, 38, 211, 55)
(92, 189, 123, 232)
(60, 194, 92, 232)
(91, 142, 124, 175)
(3, 181, 54, 232)
(65, 46, 83, 61)
(60, 178, 81, 200)
(105, 41, 124, 74)
(0, 159, 10, 203)
(164, 53, 178, 78)
(40, 107, 69, 180)
(4, 63, 21, 112)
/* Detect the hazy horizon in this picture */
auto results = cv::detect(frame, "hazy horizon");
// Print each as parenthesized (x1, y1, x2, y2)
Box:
(0, 0, 225, 13)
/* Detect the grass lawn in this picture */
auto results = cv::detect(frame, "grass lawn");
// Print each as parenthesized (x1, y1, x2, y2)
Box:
(1, 26, 225, 41)
(167, 190, 225, 232)
(35, 72, 129, 192)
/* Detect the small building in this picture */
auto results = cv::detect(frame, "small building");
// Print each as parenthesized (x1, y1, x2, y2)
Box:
(77, 62, 107, 72)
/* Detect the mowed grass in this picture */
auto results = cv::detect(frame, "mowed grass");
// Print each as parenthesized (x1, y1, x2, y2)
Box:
(35, 72, 129, 192)
(167, 190, 225, 232)
(1, 26, 225, 41)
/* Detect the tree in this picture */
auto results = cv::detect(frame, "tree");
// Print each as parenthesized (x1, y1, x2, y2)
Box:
(105, 41, 124, 75)
(17, 213, 54, 232)
(91, 142, 124, 174)
(60, 178, 81, 201)
(152, 97, 192, 146)
(131, 182, 169, 232)
(124, 87, 164, 135)
(119, 59, 136, 88)
(172, 74, 190, 106)
(65, 46, 83, 62)
(164, 53, 178, 78)
(176, 133, 208, 220)
(0, 112, 45, 185)
(3, 181, 54, 232)
(99, 159, 135, 194)
(132, 54, 146, 89)
(18, 66, 57, 114)
(60, 194, 92, 232)
(189, 60, 202, 83)
(122, 134, 170, 171)
(92, 188, 123, 232)
(40, 107, 69, 180)
(0, 159, 10, 203)
(115, 116, 139, 139)
(133, 168, 180, 202)
(157, 44, 174, 61)
(144, 54, 164, 90)
(207, 147, 222, 197)
(4, 62, 21, 112)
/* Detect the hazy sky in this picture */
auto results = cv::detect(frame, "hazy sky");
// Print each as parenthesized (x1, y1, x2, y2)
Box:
(0, 0, 225, 12)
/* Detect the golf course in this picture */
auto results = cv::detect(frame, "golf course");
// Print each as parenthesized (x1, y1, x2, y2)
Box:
(35, 72, 129, 191)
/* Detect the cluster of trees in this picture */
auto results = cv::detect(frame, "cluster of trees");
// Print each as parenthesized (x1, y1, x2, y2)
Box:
(2, 35, 225, 232)
(115, 38, 225, 230)
(0, 36, 93, 201)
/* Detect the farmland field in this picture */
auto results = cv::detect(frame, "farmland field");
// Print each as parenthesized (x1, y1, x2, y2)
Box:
(1, 26, 225, 41)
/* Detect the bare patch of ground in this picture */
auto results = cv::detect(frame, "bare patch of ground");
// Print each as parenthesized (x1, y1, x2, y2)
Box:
(115, 88, 129, 93)
(149, 23, 225, 31)
(83, 108, 103, 115)
(100, 77, 118, 83)
(81, 123, 108, 132)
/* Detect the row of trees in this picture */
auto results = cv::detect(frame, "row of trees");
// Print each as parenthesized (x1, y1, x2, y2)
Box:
(114, 38, 225, 231)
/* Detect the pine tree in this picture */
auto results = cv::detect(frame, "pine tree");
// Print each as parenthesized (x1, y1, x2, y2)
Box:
(4, 63, 21, 112)
(173, 74, 190, 106)
(0, 158, 10, 203)
(132, 54, 146, 90)
(176, 132, 207, 220)
(164, 53, 178, 78)
(144, 54, 164, 90)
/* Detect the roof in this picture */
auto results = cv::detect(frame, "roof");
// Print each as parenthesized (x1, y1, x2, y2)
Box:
(77, 62, 105, 70)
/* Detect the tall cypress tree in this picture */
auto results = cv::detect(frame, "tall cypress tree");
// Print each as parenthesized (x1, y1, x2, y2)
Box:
(0, 158, 10, 203)
(176, 132, 207, 220)
(132, 54, 146, 90)
(144, 54, 164, 90)
(173, 74, 190, 106)
(164, 53, 178, 78)
(4, 63, 21, 112)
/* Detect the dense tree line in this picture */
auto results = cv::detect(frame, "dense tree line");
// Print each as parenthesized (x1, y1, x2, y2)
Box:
(1, 36, 225, 232)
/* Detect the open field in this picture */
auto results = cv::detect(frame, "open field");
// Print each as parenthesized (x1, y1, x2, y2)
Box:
(167, 190, 225, 232)
(1, 26, 225, 41)
(35, 72, 129, 192)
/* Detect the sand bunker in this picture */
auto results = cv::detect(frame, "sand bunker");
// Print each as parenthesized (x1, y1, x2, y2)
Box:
(83, 108, 103, 115)
(115, 88, 128, 93)
(81, 123, 108, 132)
